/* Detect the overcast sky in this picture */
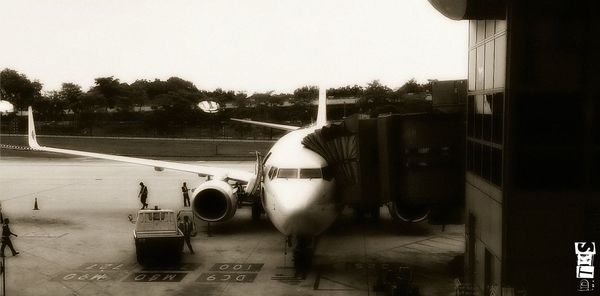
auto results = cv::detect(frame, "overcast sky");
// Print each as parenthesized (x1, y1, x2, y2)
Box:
(1, 0, 467, 93)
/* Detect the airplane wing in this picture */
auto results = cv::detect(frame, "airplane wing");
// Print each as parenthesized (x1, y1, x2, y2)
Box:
(27, 107, 256, 186)
(231, 118, 300, 131)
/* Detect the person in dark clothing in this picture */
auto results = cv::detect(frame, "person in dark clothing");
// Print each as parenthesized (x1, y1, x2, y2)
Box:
(1, 218, 18, 257)
(182, 182, 190, 207)
(178, 216, 194, 254)
(138, 182, 148, 209)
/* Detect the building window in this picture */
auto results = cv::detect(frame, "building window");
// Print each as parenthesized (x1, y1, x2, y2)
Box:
(467, 95, 475, 137)
(483, 94, 493, 142)
(485, 41, 495, 89)
(482, 145, 491, 180)
(469, 50, 476, 91)
(485, 20, 496, 38)
(493, 36, 506, 88)
(476, 47, 485, 90)
(474, 95, 484, 139)
(476, 20, 486, 42)
(492, 93, 504, 144)
(467, 141, 474, 172)
(473, 142, 482, 176)
(491, 148, 502, 186)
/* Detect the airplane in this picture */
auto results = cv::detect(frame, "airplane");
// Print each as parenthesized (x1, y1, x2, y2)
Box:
(26, 87, 339, 272)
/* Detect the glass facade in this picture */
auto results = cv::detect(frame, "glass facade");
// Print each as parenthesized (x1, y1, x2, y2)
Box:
(466, 20, 506, 187)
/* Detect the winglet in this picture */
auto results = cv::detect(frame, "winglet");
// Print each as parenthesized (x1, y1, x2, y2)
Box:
(316, 86, 327, 127)
(28, 106, 41, 149)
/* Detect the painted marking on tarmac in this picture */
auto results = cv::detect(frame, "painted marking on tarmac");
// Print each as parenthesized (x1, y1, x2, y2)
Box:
(21, 233, 69, 238)
(53, 272, 128, 282)
(209, 263, 263, 272)
(197, 273, 257, 283)
(122, 272, 187, 282)
(78, 263, 135, 271)
(313, 274, 359, 291)
(271, 274, 303, 285)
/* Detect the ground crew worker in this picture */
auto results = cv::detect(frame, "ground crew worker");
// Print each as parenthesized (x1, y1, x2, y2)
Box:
(1, 218, 18, 257)
(138, 182, 148, 209)
(179, 216, 194, 254)
(182, 182, 190, 207)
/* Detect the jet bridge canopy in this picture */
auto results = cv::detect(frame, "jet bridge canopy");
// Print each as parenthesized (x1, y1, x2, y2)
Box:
(302, 113, 465, 224)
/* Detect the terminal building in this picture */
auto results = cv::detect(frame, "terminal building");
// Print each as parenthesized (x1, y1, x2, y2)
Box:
(429, 0, 600, 295)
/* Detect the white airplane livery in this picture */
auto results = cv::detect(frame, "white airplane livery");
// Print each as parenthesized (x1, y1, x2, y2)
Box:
(27, 87, 339, 267)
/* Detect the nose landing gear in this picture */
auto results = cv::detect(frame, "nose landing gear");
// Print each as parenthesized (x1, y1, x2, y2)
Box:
(282, 235, 315, 279)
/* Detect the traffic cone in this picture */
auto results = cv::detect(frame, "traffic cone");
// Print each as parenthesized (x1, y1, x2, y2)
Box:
(33, 198, 39, 210)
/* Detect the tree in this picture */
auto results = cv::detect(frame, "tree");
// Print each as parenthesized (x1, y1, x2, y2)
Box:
(327, 85, 364, 98)
(59, 83, 84, 114)
(129, 80, 150, 111)
(0, 68, 43, 111)
(397, 78, 428, 94)
(34, 91, 66, 120)
(231, 92, 249, 108)
(293, 86, 318, 106)
(359, 80, 392, 111)
(90, 76, 132, 110)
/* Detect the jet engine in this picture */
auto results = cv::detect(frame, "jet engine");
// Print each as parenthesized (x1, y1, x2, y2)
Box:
(387, 201, 430, 223)
(192, 180, 238, 222)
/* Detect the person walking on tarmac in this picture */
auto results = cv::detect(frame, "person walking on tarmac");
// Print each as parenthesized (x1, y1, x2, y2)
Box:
(179, 216, 194, 254)
(138, 182, 148, 209)
(182, 182, 190, 207)
(1, 218, 19, 257)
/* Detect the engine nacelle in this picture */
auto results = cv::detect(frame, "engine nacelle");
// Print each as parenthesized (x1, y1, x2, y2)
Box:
(387, 201, 430, 223)
(192, 180, 238, 222)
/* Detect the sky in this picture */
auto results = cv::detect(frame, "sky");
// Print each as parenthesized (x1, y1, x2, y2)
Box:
(0, 0, 468, 94)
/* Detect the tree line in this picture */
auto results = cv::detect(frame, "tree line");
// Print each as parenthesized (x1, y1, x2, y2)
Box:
(0, 68, 432, 137)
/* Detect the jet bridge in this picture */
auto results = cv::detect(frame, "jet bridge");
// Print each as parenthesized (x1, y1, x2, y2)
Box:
(302, 113, 465, 224)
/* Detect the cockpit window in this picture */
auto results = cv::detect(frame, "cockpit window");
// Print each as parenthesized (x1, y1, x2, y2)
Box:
(268, 166, 278, 180)
(277, 168, 298, 179)
(299, 168, 322, 179)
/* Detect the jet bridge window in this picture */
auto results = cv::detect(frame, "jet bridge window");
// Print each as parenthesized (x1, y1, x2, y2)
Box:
(299, 168, 322, 179)
(277, 168, 298, 179)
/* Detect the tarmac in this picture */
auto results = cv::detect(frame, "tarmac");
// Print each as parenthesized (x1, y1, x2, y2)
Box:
(0, 157, 464, 295)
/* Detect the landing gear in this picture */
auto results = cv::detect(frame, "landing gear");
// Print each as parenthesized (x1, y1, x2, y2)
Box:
(354, 206, 381, 221)
(251, 202, 263, 222)
(292, 236, 313, 278)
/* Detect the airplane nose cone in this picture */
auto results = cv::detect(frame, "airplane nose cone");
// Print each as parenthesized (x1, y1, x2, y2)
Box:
(269, 180, 338, 236)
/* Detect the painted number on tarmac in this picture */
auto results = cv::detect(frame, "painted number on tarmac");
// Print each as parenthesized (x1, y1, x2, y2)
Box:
(78, 263, 133, 271)
(123, 272, 187, 282)
(197, 273, 257, 283)
(54, 272, 117, 282)
(209, 263, 263, 272)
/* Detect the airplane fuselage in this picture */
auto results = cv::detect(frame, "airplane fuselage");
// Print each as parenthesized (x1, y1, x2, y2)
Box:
(261, 127, 339, 237)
